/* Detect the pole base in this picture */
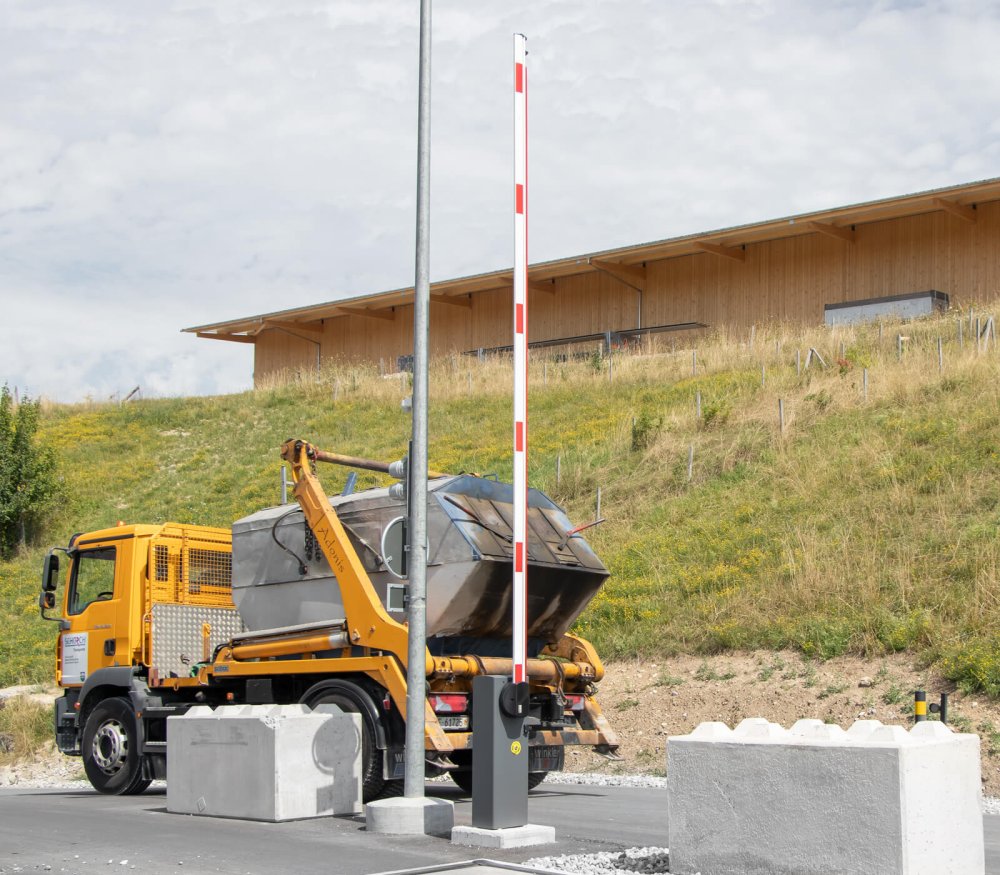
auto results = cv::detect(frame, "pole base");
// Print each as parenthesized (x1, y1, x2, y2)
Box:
(451, 823, 556, 849)
(365, 796, 455, 837)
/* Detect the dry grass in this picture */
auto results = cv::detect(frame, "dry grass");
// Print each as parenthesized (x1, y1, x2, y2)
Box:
(0, 695, 52, 765)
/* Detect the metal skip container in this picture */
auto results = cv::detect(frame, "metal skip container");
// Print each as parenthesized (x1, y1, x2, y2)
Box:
(231, 475, 608, 654)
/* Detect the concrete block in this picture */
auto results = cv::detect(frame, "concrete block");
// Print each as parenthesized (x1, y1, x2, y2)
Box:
(365, 795, 455, 837)
(668, 718, 983, 875)
(688, 721, 732, 740)
(166, 703, 362, 821)
(450, 823, 556, 849)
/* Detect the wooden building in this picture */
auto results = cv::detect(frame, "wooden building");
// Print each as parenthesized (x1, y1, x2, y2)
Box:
(186, 178, 1000, 383)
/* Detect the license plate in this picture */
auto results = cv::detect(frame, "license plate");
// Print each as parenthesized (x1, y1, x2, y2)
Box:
(438, 714, 470, 730)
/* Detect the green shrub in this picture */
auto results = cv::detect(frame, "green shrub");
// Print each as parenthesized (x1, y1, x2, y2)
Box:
(0, 386, 59, 557)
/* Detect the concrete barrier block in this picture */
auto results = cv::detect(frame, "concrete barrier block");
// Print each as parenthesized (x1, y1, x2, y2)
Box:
(733, 717, 786, 740)
(667, 718, 983, 875)
(846, 718, 884, 739)
(166, 703, 362, 821)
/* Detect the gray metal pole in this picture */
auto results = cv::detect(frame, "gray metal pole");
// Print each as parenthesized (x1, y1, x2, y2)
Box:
(404, 0, 432, 801)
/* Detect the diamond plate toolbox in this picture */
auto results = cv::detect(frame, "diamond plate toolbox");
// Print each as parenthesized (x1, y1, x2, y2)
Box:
(151, 604, 246, 678)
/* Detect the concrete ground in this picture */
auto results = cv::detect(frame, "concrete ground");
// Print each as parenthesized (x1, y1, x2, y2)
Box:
(0, 783, 997, 874)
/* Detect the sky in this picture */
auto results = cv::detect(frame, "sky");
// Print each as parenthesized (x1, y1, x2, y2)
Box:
(2, 0, 999, 402)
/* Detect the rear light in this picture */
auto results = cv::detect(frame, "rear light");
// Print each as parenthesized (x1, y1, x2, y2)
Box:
(564, 695, 585, 712)
(429, 693, 468, 714)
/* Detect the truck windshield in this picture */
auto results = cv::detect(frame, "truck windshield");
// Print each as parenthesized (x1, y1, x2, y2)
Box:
(69, 547, 116, 614)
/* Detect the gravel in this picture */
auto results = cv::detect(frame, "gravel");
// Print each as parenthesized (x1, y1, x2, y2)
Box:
(542, 771, 668, 789)
(525, 847, 672, 875)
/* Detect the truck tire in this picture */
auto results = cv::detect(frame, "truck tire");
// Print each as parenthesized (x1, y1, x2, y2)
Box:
(449, 769, 548, 795)
(81, 697, 151, 796)
(303, 683, 387, 802)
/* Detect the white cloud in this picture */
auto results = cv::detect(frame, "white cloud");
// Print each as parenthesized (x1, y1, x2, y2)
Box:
(1, 0, 999, 401)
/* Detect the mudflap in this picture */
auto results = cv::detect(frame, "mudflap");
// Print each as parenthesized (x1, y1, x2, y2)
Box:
(529, 743, 564, 773)
(386, 746, 406, 780)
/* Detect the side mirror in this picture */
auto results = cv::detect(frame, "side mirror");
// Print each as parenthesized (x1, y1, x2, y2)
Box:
(42, 552, 60, 593)
(39, 551, 62, 622)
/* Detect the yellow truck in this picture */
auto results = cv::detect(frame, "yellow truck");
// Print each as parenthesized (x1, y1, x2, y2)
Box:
(38, 440, 619, 800)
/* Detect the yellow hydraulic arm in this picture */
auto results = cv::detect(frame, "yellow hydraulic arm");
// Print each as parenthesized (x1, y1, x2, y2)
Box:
(279, 438, 418, 668)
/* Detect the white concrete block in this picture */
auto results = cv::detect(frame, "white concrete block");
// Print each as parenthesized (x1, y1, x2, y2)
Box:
(688, 721, 732, 740)
(733, 717, 786, 740)
(450, 823, 556, 849)
(667, 718, 983, 875)
(790, 719, 847, 742)
(166, 703, 362, 821)
(365, 796, 455, 837)
(846, 718, 884, 739)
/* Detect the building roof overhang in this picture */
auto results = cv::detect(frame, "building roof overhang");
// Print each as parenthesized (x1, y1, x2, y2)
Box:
(185, 176, 1000, 342)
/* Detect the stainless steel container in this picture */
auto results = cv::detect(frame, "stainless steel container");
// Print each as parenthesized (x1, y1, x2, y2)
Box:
(231, 475, 608, 652)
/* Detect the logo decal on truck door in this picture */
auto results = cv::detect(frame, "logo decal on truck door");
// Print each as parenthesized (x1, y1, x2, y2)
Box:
(62, 633, 88, 684)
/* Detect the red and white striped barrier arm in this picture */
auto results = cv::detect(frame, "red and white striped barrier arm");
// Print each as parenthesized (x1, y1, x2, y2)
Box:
(511, 33, 528, 684)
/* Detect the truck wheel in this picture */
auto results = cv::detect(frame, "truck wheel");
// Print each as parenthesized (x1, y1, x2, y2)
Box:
(449, 769, 547, 795)
(82, 698, 151, 796)
(528, 771, 548, 790)
(304, 686, 386, 802)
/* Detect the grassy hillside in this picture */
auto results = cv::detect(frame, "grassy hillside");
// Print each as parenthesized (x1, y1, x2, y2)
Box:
(5, 306, 1000, 695)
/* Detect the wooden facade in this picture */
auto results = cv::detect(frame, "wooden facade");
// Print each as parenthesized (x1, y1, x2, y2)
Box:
(186, 180, 1000, 383)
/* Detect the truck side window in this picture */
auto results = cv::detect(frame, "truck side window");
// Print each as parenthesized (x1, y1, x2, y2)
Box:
(69, 547, 117, 614)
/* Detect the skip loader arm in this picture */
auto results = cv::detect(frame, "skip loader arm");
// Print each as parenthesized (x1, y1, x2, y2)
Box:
(278, 439, 454, 753)
(280, 439, 417, 668)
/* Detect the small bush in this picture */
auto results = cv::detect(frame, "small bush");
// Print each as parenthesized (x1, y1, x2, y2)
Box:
(0, 386, 59, 557)
(631, 411, 662, 452)
(939, 638, 1000, 697)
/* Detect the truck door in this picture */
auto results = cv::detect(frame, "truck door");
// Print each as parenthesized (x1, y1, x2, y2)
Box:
(61, 539, 129, 686)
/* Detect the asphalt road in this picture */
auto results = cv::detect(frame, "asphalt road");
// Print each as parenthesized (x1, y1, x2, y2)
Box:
(0, 783, 997, 875)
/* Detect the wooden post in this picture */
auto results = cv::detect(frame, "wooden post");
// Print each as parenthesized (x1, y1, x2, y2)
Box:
(863, 367, 869, 402)
(840, 340, 846, 359)
(778, 399, 785, 434)
(938, 337, 943, 373)
(687, 444, 694, 481)
(596, 486, 602, 519)
(796, 349, 801, 376)
(958, 318, 964, 349)
(749, 325, 756, 351)
(977, 317, 983, 353)
(692, 349, 697, 376)
(556, 453, 562, 487)
(695, 390, 702, 419)
(608, 355, 613, 383)
(897, 334, 903, 360)
(543, 361, 547, 385)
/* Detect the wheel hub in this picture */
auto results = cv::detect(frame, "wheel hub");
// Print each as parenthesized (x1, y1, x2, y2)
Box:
(92, 720, 127, 775)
